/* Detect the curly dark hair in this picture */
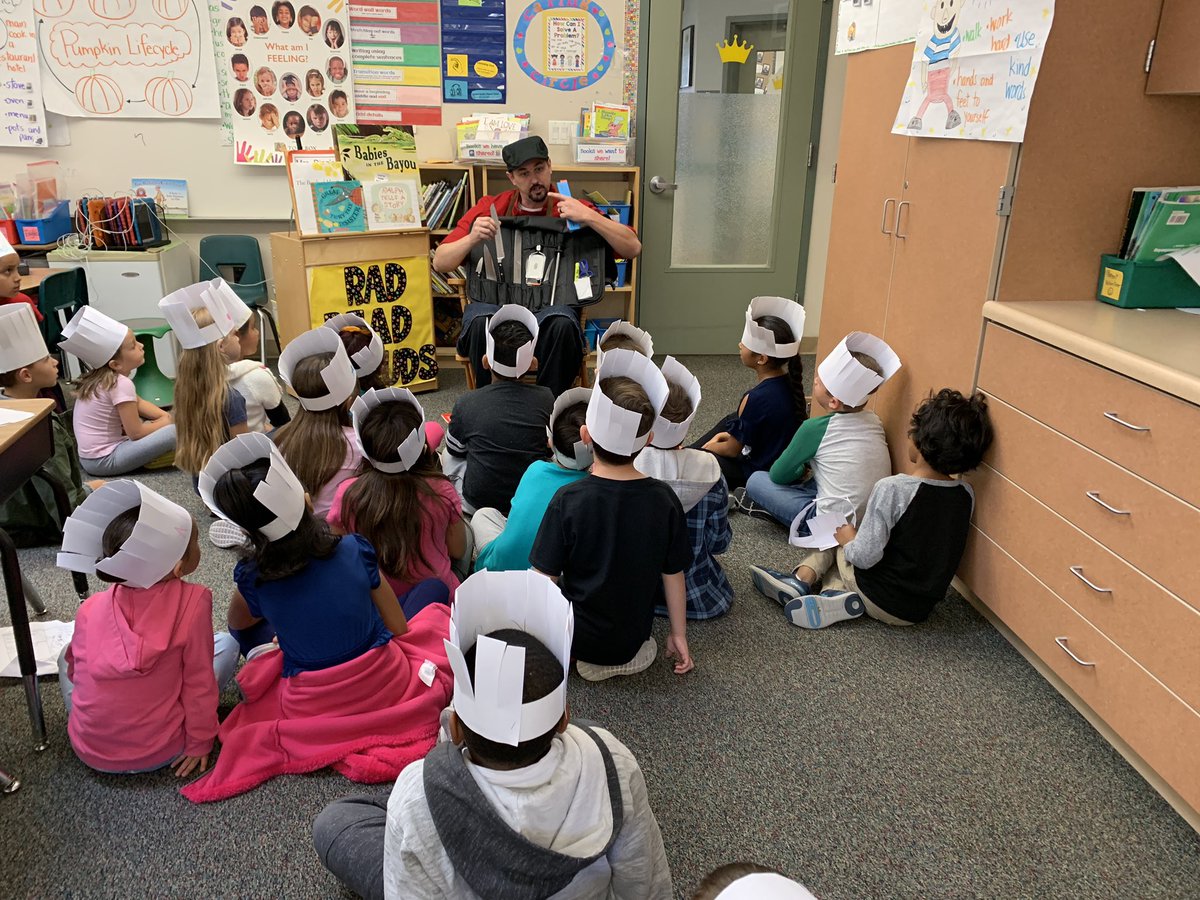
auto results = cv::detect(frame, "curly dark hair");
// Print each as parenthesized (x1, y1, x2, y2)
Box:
(908, 389, 994, 475)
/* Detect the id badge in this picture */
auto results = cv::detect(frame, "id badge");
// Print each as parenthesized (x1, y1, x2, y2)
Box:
(574, 276, 593, 301)
(525, 248, 547, 286)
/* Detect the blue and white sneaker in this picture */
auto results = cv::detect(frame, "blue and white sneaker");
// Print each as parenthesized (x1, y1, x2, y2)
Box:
(783, 590, 865, 629)
(749, 565, 812, 607)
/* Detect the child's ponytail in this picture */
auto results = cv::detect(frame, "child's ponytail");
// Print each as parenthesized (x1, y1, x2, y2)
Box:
(175, 308, 232, 474)
(754, 314, 809, 423)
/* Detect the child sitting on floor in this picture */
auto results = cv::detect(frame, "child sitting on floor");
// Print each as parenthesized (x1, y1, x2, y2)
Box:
(751, 389, 993, 629)
(472, 386, 591, 572)
(218, 293, 290, 433)
(531, 349, 694, 681)
(595, 319, 653, 368)
(56, 481, 238, 776)
(444, 306, 554, 515)
(273, 327, 362, 518)
(324, 311, 387, 393)
(692, 864, 818, 899)
(312, 570, 674, 899)
(635, 357, 734, 619)
(62, 307, 176, 477)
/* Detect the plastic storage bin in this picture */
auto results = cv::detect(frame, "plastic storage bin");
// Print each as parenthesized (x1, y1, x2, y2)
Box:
(1096, 253, 1200, 309)
(585, 317, 621, 350)
(16, 200, 71, 245)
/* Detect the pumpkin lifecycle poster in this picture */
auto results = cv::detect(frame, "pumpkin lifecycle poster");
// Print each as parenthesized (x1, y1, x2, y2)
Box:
(35, 0, 221, 119)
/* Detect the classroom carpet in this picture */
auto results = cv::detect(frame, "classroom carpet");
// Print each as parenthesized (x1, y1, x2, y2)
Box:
(2, 354, 1199, 899)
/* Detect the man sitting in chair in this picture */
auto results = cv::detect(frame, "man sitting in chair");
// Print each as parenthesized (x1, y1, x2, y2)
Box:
(433, 136, 642, 396)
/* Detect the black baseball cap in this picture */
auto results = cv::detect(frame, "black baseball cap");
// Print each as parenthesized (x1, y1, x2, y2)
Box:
(503, 136, 550, 171)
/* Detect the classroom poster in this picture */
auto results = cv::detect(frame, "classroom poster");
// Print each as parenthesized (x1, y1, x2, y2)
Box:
(207, 0, 234, 143)
(35, 0, 221, 118)
(544, 13, 585, 75)
(892, 0, 1055, 142)
(308, 256, 438, 391)
(349, 0, 441, 126)
(0, 0, 48, 147)
(440, 0, 506, 104)
(835, 0, 920, 55)
(224, 0, 356, 165)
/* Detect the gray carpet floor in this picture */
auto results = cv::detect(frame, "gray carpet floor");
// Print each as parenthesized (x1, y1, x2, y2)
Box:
(3, 354, 1199, 899)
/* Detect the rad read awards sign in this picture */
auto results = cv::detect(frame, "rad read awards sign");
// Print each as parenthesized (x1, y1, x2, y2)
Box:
(308, 255, 438, 391)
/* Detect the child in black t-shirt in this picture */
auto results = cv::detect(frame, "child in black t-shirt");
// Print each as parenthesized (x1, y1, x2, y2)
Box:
(445, 307, 553, 515)
(531, 349, 694, 680)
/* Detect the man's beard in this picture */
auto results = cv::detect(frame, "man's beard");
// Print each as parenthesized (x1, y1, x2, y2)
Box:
(526, 183, 548, 204)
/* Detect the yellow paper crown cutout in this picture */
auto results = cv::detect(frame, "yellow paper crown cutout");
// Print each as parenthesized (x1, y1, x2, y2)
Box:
(717, 35, 753, 65)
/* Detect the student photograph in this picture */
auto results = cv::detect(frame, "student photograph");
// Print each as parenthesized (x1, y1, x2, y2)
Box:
(231, 54, 249, 82)
(306, 104, 328, 133)
(226, 17, 248, 47)
(233, 88, 256, 117)
(324, 19, 344, 49)
(255, 67, 277, 97)
(283, 111, 305, 138)
(327, 56, 346, 83)
(259, 103, 279, 132)
(305, 69, 325, 98)
(272, 0, 294, 28)
(298, 4, 320, 34)
(249, 4, 269, 33)
(280, 73, 301, 103)
(329, 89, 348, 119)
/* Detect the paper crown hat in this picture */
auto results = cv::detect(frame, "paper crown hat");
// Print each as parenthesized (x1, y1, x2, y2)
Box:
(58, 306, 127, 369)
(650, 356, 701, 449)
(0, 303, 49, 372)
(0, 234, 14, 257)
(594, 320, 653, 371)
(446, 570, 573, 746)
(816, 331, 901, 407)
(322, 312, 384, 376)
(198, 432, 306, 541)
(57, 480, 193, 590)
(546, 386, 593, 470)
(715, 874, 819, 900)
(586, 347, 669, 456)
(351, 387, 427, 474)
(485, 306, 538, 379)
(158, 279, 237, 350)
(217, 282, 255, 328)
(741, 296, 806, 358)
(278, 326, 358, 411)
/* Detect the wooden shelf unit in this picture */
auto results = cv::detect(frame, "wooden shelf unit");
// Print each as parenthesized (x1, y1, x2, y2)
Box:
(420, 163, 478, 349)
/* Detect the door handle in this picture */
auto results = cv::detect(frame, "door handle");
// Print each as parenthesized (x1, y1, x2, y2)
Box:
(648, 176, 677, 194)
(895, 200, 911, 239)
(880, 198, 896, 235)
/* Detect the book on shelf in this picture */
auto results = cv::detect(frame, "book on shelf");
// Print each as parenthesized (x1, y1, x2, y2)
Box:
(334, 124, 420, 184)
(1120, 186, 1200, 259)
(364, 179, 422, 231)
(313, 180, 367, 234)
(421, 172, 470, 230)
(130, 179, 188, 217)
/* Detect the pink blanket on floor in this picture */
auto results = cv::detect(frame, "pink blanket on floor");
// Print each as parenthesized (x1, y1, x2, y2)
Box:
(181, 605, 452, 803)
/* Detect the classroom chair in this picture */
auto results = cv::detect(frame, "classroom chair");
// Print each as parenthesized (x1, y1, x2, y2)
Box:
(198, 235, 280, 362)
(129, 320, 175, 408)
(37, 268, 89, 381)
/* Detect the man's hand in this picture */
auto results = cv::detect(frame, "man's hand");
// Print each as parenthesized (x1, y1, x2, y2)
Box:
(469, 215, 498, 245)
(547, 192, 598, 226)
(835, 523, 858, 546)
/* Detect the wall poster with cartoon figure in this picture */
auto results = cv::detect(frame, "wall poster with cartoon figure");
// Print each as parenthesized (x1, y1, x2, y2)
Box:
(224, 0, 356, 164)
(835, 0, 921, 55)
(892, 0, 1054, 142)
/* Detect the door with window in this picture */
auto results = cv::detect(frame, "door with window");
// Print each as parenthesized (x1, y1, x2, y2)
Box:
(637, 0, 830, 354)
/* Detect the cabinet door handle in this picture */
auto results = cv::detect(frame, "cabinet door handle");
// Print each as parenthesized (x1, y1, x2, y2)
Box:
(1103, 411, 1151, 432)
(1085, 490, 1131, 516)
(1069, 565, 1113, 594)
(1055, 636, 1096, 668)
(880, 198, 896, 235)
(895, 200, 911, 239)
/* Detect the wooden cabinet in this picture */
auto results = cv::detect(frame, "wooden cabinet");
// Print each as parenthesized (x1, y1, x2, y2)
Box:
(420, 163, 478, 352)
(1146, 0, 1200, 95)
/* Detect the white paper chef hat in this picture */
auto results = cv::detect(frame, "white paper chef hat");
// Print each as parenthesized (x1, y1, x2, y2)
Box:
(278, 326, 358, 411)
(586, 347, 669, 457)
(649, 356, 702, 450)
(212, 279, 255, 328)
(0, 303, 49, 372)
(594, 320, 653, 371)
(351, 387, 427, 474)
(158, 280, 237, 350)
(199, 432, 306, 541)
(0, 234, 14, 257)
(816, 331, 901, 408)
(715, 874, 819, 900)
(58, 306, 127, 369)
(446, 569, 573, 746)
(485, 305, 538, 379)
(545, 386, 593, 470)
(741, 296, 806, 358)
(57, 480, 193, 590)
(323, 311, 384, 376)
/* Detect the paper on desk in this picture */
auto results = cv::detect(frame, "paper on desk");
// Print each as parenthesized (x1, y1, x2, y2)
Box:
(0, 620, 75, 677)
(1163, 246, 1200, 289)
(0, 407, 34, 426)
(788, 499, 857, 551)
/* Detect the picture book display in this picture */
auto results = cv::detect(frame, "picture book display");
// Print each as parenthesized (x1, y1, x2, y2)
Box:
(334, 124, 420, 183)
(589, 103, 630, 140)
(286, 148, 343, 235)
(131, 179, 189, 217)
(313, 180, 367, 234)
(364, 180, 422, 231)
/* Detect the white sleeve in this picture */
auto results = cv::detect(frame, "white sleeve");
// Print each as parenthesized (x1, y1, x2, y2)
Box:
(384, 763, 463, 900)
(600, 732, 674, 900)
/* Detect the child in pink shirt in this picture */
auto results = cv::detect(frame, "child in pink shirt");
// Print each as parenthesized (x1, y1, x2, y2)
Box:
(56, 481, 238, 775)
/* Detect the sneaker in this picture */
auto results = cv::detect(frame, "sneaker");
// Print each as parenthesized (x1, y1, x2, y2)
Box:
(749, 565, 811, 607)
(209, 519, 249, 549)
(783, 590, 865, 630)
(945, 109, 963, 129)
(731, 488, 775, 522)
(245, 641, 279, 662)
(576, 638, 657, 682)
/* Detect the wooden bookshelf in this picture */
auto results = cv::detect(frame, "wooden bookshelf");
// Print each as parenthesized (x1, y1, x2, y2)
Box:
(420, 163, 477, 349)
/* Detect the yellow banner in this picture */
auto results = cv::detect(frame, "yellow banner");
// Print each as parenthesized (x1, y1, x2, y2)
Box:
(308, 255, 438, 390)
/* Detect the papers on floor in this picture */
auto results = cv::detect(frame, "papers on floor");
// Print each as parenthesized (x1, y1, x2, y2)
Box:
(789, 499, 856, 551)
(0, 406, 34, 426)
(0, 620, 74, 677)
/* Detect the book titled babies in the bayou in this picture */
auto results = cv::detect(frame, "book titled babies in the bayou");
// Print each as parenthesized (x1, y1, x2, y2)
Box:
(334, 125, 420, 184)
(312, 180, 367, 234)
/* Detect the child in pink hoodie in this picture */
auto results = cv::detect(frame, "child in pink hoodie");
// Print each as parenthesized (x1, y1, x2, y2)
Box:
(56, 481, 239, 776)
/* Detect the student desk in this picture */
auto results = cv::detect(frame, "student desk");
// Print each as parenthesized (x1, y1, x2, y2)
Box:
(0, 399, 88, 759)
(18, 269, 49, 294)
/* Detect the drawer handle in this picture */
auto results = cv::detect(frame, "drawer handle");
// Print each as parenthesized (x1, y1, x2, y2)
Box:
(880, 198, 896, 235)
(1085, 491, 1131, 516)
(1069, 565, 1113, 594)
(1055, 636, 1096, 668)
(1103, 411, 1150, 433)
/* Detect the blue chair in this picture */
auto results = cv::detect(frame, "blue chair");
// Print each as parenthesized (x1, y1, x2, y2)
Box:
(198, 235, 280, 361)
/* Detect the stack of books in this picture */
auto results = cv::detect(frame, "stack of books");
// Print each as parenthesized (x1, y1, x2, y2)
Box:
(1120, 186, 1200, 261)
(429, 248, 466, 295)
(422, 173, 470, 231)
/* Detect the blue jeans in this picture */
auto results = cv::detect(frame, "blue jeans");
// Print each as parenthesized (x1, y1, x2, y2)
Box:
(79, 424, 177, 477)
(745, 470, 820, 529)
